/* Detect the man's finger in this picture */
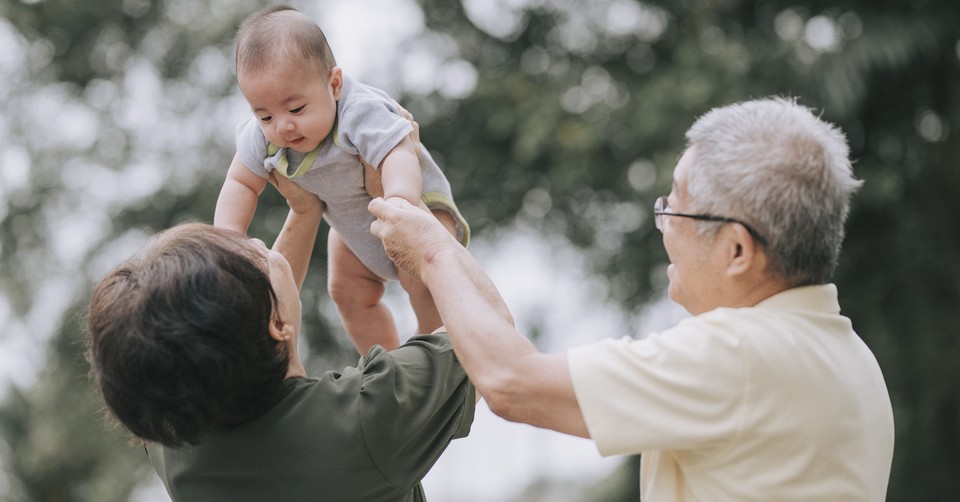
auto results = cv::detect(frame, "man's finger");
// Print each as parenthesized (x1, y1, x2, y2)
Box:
(369, 196, 415, 218)
(385, 196, 415, 208)
(370, 218, 384, 239)
(368, 197, 387, 218)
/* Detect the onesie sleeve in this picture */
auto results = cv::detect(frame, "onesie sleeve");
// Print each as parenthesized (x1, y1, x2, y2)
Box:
(357, 332, 475, 492)
(234, 117, 271, 179)
(568, 317, 749, 457)
(337, 95, 413, 170)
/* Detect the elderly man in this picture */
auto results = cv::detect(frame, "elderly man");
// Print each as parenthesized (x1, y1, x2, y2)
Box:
(369, 97, 894, 501)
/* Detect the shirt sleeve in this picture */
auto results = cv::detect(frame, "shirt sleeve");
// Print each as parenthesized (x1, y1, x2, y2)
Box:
(337, 94, 413, 169)
(235, 117, 270, 179)
(568, 317, 749, 457)
(357, 332, 476, 491)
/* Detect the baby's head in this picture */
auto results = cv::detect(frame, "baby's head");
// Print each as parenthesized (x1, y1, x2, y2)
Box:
(235, 5, 343, 153)
(236, 5, 337, 81)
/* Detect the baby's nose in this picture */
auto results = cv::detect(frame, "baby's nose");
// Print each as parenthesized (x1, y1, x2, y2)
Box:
(277, 118, 295, 133)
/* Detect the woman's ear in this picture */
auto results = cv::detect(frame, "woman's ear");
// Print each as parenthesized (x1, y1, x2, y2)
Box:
(268, 316, 294, 342)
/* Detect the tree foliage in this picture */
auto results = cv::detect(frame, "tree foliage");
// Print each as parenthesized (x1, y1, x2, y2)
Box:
(414, 1, 960, 499)
(0, 0, 957, 500)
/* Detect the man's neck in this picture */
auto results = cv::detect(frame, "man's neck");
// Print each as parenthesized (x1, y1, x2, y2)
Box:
(730, 274, 792, 309)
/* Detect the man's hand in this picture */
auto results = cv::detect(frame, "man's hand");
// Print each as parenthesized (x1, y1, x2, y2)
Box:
(269, 172, 324, 215)
(369, 197, 456, 278)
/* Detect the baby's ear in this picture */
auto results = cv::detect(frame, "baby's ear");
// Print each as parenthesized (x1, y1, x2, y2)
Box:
(329, 66, 343, 99)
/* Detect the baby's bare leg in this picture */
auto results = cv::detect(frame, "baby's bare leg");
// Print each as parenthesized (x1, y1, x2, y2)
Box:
(327, 228, 399, 355)
(398, 209, 458, 335)
(398, 271, 442, 335)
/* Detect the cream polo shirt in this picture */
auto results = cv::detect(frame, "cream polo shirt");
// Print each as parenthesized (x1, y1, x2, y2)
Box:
(568, 284, 894, 501)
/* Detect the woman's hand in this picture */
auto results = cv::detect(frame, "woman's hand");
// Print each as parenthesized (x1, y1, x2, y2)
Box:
(395, 103, 420, 149)
(268, 172, 324, 215)
(362, 160, 384, 199)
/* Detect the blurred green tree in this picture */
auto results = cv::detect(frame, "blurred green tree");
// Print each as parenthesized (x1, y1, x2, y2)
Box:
(0, 0, 957, 500)
(412, 0, 960, 499)
(0, 0, 352, 499)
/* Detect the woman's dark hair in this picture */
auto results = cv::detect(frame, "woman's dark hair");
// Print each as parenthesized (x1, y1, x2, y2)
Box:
(86, 223, 290, 447)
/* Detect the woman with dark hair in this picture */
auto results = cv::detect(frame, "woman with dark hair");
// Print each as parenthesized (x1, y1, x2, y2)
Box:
(86, 176, 476, 501)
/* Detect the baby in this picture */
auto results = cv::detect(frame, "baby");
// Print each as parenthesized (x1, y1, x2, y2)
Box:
(214, 5, 469, 355)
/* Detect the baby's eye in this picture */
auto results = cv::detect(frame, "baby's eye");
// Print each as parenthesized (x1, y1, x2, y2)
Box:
(259, 115, 272, 123)
(290, 105, 305, 114)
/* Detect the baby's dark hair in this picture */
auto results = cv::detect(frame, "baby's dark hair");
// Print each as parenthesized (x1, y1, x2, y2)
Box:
(85, 223, 289, 447)
(236, 5, 337, 77)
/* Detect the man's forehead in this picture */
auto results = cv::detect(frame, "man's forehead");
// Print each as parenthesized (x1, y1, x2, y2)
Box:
(672, 148, 696, 192)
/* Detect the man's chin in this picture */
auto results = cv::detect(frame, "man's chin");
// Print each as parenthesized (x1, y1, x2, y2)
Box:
(665, 265, 680, 304)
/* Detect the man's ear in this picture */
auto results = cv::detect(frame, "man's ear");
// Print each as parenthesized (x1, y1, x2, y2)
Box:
(329, 66, 343, 100)
(268, 316, 294, 342)
(724, 223, 761, 276)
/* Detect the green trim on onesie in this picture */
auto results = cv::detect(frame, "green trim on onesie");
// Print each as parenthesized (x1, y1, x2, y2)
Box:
(269, 117, 338, 179)
(422, 192, 471, 247)
(266, 143, 319, 179)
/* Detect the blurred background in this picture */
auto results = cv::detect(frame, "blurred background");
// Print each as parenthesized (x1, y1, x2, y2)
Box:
(1, 0, 958, 500)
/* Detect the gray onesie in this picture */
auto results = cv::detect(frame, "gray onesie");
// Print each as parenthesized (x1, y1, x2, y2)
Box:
(236, 76, 468, 281)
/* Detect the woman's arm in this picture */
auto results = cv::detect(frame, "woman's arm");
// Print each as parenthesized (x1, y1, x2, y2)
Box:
(269, 173, 325, 290)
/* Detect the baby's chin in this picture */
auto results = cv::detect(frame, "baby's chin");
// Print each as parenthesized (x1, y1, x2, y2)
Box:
(289, 140, 319, 153)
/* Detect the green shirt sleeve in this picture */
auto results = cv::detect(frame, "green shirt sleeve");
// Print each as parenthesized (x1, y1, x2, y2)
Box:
(356, 332, 476, 492)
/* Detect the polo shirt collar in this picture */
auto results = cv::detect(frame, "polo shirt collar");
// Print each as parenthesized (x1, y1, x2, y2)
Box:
(754, 283, 840, 314)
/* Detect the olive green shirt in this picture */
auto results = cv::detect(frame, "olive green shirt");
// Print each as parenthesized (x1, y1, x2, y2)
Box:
(146, 333, 475, 501)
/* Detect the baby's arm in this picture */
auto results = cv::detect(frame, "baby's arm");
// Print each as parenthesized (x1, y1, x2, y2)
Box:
(378, 136, 422, 206)
(214, 153, 268, 234)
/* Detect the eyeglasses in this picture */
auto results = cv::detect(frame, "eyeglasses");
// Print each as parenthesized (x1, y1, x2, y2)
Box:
(653, 196, 767, 245)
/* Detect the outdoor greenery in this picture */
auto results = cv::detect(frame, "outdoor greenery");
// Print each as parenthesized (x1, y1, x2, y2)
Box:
(0, 0, 957, 500)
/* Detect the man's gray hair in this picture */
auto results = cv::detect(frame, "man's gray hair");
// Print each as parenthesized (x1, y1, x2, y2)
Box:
(684, 97, 862, 286)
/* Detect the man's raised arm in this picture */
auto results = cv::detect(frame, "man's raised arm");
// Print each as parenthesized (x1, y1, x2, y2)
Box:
(368, 197, 589, 437)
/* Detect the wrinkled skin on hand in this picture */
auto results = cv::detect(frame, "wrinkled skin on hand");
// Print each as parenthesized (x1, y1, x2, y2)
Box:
(368, 197, 454, 279)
